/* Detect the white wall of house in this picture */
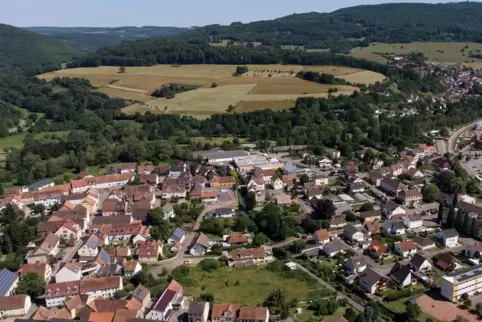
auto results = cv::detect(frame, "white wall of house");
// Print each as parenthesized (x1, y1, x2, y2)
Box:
(55, 267, 82, 283)
(0, 296, 32, 317)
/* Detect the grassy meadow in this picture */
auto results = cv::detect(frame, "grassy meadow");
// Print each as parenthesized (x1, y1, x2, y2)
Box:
(38, 64, 384, 118)
(348, 42, 482, 64)
(183, 266, 318, 306)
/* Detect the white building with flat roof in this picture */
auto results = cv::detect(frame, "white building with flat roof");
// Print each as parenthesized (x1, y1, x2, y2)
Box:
(441, 263, 482, 302)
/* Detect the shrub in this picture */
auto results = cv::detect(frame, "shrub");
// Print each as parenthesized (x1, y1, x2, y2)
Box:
(199, 258, 220, 272)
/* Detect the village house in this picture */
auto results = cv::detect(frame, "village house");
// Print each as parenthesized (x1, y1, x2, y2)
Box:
(271, 177, 283, 190)
(465, 242, 482, 258)
(26, 233, 60, 264)
(187, 301, 210, 322)
(71, 174, 134, 193)
(119, 163, 137, 174)
(247, 176, 265, 192)
(0, 294, 32, 317)
(207, 208, 235, 218)
(0, 269, 19, 296)
(226, 233, 249, 246)
(211, 304, 269, 322)
(123, 261, 142, 277)
(17, 262, 52, 283)
(44, 276, 123, 308)
(55, 262, 83, 283)
(368, 171, 385, 186)
(359, 210, 382, 223)
(364, 220, 381, 236)
(162, 204, 175, 220)
(89, 222, 150, 243)
(410, 253, 432, 272)
(382, 200, 406, 219)
(189, 233, 210, 256)
(365, 240, 388, 259)
(315, 175, 329, 186)
(343, 256, 367, 275)
(329, 217, 347, 229)
(137, 243, 163, 262)
(357, 267, 389, 294)
(437, 229, 459, 247)
(276, 194, 292, 206)
(412, 236, 436, 250)
(344, 224, 365, 243)
(405, 168, 424, 180)
(394, 240, 417, 257)
(145, 280, 184, 321)
(382, 220, 406, 235)
(55, 221, 82, 242)
(403, 213, 423, 229)
(78, 234, 108, 260)
(101, 199, 126, 216)
(167, 227, 186, 245)
(380, 177, 406, 196)
(230, 247, 274, 267)
(397, 189, 422, 207)
(139, 174, 159, 186)
(208, 174, 236, 189)
(305, 186, 323, 200)
(313, 229, 330, 244)
(130, 284, 151, 309)
(389, 263, 412, 287)
(201, 191, 218, 203)
(161, 184, 187, 199)
(323, 239, 346, 258)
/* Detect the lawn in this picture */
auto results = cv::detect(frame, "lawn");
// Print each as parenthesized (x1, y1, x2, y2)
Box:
(183, 266, 319, 306)
(348, 42, 482, 64)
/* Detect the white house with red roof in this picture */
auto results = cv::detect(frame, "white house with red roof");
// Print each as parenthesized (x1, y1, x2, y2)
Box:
(247, 176, 265, 192)
(146, 280, 185, 321)
(394, 240, 417, 257)
(54, 221, 82, 241)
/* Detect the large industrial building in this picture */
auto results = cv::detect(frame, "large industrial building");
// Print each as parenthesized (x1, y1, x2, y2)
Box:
(193, 150, 250, 165)
(441, 264, 482, 302)
(233, 155, 283, 173)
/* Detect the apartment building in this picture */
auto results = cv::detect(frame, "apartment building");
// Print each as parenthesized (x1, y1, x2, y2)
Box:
(441, 263, 482, 302)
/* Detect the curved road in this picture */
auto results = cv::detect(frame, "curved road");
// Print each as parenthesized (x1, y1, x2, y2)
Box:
(447, 119, 482, 154)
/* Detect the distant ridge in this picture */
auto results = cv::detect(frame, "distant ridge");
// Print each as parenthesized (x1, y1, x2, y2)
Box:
(0, 23, 82, 69)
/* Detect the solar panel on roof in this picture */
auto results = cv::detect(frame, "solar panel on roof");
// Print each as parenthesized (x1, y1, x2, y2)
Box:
(135, 288, 142, 296)
(0, 269, 17, 296)
(100, 251, 109, 262)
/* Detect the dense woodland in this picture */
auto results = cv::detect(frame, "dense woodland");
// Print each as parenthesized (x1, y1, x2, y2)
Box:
(183, 2, 482, 52)
(0, 24, 82, 69)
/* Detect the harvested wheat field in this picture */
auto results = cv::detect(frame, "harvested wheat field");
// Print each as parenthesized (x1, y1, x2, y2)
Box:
(38, 64, 384, 116)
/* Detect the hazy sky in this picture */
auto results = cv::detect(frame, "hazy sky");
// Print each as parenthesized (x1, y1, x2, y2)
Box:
(1, 0, 477, 28)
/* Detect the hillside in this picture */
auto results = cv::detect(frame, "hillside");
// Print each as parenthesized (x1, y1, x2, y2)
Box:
(0, 24, 82, 69)
(26, 26, 190, 51)
(183, 2, 482, 52)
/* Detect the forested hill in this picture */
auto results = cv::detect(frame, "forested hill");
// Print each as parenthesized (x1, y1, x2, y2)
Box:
(26, 26, 190, 51)
(68, 38, 389, 75)
(0, 24, 82, 69)
(183, 2, 482, 52)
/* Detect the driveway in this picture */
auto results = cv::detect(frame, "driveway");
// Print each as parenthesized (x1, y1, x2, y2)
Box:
(52, 239, 83, 274)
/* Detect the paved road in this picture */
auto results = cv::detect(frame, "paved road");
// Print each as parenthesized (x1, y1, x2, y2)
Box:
(53, 239, 83, 275)
(447, 119, 482, 154)
(295, 263, 365, 312)
(362, 180, 385, 200)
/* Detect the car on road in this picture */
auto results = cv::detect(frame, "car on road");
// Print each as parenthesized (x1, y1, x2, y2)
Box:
(183, 260, 192, 265)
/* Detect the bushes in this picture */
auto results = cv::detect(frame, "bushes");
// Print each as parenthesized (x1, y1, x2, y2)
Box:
(199, 259, 220, 272)
(383, 286, 425, 301)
